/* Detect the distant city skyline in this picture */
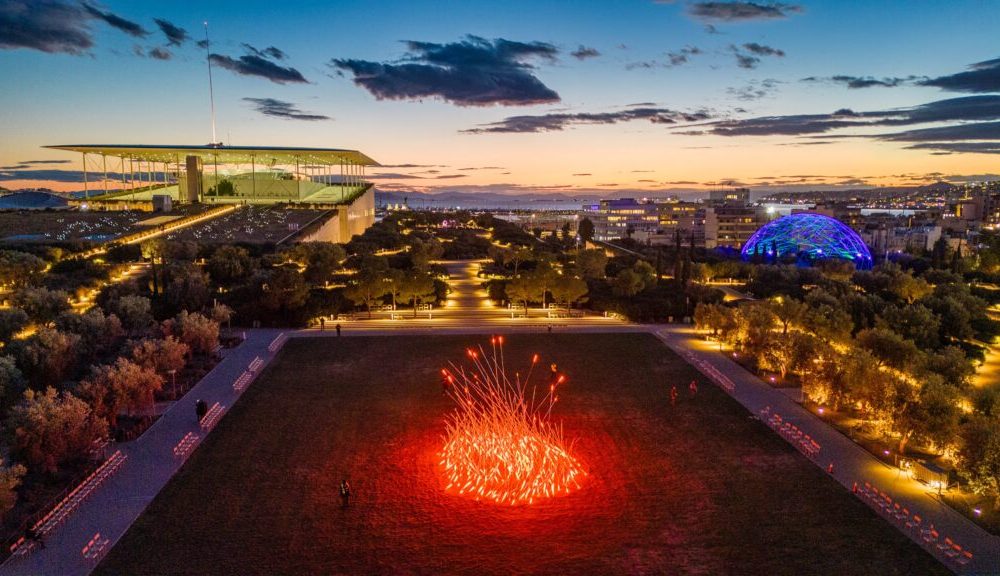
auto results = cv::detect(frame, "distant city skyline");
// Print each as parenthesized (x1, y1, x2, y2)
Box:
(2, 0, 1000, 194)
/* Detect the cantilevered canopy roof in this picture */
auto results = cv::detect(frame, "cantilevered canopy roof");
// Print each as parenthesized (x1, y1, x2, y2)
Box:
(44, 144, 380, 166)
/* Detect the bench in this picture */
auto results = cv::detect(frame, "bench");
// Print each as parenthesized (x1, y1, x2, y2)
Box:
(82, 532, 110, 561)
(172, 432, 200, 458)
(199, 402, 225, 432)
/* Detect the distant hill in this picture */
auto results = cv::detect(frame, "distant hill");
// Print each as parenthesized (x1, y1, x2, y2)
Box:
(0, 191, 70, 210)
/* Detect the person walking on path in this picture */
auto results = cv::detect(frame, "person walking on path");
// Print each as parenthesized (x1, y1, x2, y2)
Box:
(195, 399, 207, 423)
(26, 525, 44, 549)
(340, 480, 351, 508)
(670, 385, 678, 406)
(689, 380, 698, 396)
(336, 323, 342, 337)
(320, 317, 325, 331)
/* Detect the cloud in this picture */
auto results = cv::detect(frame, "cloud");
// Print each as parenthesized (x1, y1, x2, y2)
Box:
(378, 163, 445, 168)
(242, 43, 287, 60)
(734, 53, 759, 69)
(462, 106, 712, 133)
(741, 42, 784, 57)
(571, 45, 600, 60)
(906, 142, 1000, 154)
(628, 46, 701, 70)
(23, 160, 71, 165)
(0, 0, 94, 54)
(0, 169, 121, 183)
(727, 78, 779, 100)
(154, 18, 188, 46)
(243, 98, 331, 121)
(688, 2, 802, 22)
(729, 43, 783, 69)
(148, 47, 171, 60)
(368, 173, 426, 180)
(685, 95, 1000, 154)
(435, 174, 467, 179)
(330, 35, 560, 106)
(878, 121, 1000, 142)
(803, 75, 920, 89)
(210, 45, 307, 84)
(920, 56, 1000, 93)
(82, 3, 147, 38)
(667, 45, 702, 66)
(572, 173, 592, 176)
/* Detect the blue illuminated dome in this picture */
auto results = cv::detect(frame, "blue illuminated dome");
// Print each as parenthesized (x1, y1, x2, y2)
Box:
(741, 213, 873, 270)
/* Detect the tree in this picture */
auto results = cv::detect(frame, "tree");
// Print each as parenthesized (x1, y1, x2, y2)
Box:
(761, 331, 815, 379)
(856, 328, 921, 373)
(131, 336, 188, 375)
(575, 249, 608, 280)
(54, 309, 123, 363)
(0, 250, 46, 289)
(167, 311, 219, 356)
(257, 267, 310, 315)
(141, 239, 167, 296)
(922, 346, 974, 388)
(209, 302, 233, 327)
(0, 459, 25, 519)
(733, 303, 777, 356)
(12, 287, 70, 326)
(78, 358, 163, 426)
(296, 243, 347, 285)
(877, 304, 940, 350)
(508, 247, 534, 276)
(0, 355, 23, 407)
(112, 295, 153, 335)
(505, 276, 534, 311)
(959, 416, 1000, 507)
(383, 268, 405, 310)
(577, 217, 595, 244)
(527, 260, 559, 309)
(550, 274, 588, 308)
(10, 328, 80, 389)
(612, 268, 645, 297)
(162, 261, 211, 314)
(8, 387, 108, 474)
(0, 308, 29, 342)
(398, 271, 437, 317)
(208, 245, 254, 285)
(766, 297, 806, 335)
(408, 239, 444, 272)
(895, 378, 959, 454)
(889, 273, 933, 304)
(802, 304, 853, 344)
(344, 257, 390, 318)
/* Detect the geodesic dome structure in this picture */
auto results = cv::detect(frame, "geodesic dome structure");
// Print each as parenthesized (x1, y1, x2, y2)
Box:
(740, 212, 873, 269)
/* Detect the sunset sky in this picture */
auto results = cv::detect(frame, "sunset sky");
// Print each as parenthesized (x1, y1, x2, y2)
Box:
(2, 0, 1000, 196)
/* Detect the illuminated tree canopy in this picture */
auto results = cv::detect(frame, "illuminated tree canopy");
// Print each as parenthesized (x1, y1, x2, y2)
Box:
(741, 213, 873, 270)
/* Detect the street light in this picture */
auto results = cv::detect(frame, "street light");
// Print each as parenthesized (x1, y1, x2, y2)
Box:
(168, 369, 177, 399)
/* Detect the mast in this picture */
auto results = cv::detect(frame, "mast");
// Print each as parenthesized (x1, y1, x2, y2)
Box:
(204, 22, 218, 146)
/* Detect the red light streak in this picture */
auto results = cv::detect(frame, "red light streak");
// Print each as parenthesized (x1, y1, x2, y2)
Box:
(439, 337, 586, 505)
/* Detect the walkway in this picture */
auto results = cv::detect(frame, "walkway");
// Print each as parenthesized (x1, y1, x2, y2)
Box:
(0, 329, 286, 576)
(339, 259, 626, 328)
(655, 325, 1000, 575)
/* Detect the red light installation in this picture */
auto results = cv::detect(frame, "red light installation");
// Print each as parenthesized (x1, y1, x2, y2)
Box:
(439, 336, 586, 505)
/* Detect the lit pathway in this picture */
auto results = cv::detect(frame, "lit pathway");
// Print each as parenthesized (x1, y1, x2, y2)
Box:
(655, 325, 1000, 576)
(0, 329, 286, 576)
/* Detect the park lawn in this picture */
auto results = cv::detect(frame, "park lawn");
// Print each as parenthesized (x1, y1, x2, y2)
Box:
(95, 333, 948, 576)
